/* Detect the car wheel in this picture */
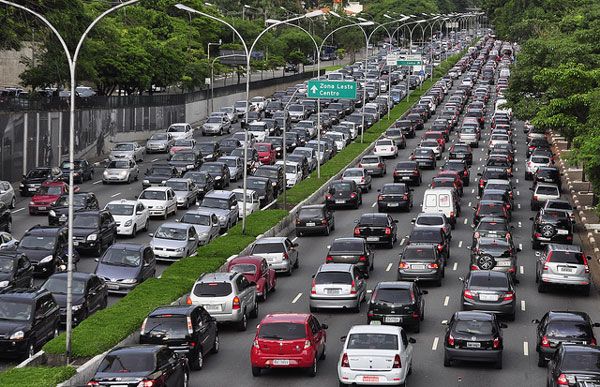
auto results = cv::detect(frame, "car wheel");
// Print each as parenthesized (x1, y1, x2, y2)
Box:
(414, 322, 420, 333)
(101, 295, 108, 309)
(320, 344, 326, 360)
(94, 243, 103, 257)
(211, 332, 220, 354)
(261, 287, 268, 302)
(443, 352, 451, 367)
(163, 211, 168, 220)
(143, 218, 149, 231)
(537, 281, 546, 293)
(308, 356, 317, 377)
(495, 357, 503, 369)
(131, 225, 137, 238)
(238, 312, 248, 331)
(325, 225, 330, 236)
(251, 366, 261, 377)
(250, 301, 259, 318)
(10, 197, 15, 209)
(538, 354, 546, 367)
(190, 348, 203, 370)
(508, 312, 515, 322)
(294, 256, 299, 269)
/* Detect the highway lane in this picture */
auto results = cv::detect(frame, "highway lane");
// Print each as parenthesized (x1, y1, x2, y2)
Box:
(189, 71, 599, 387)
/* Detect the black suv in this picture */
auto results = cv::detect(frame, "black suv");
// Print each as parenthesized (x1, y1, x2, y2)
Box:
(546, 344, 600, 386)
(20, 167, 62, 196)
(168, 150, 203, 176)
(72, 210, 117, 256)
(0, 252, 34, 290)
(143, 163, 178, 188)
(0, 288, 60, 359)
(531, 209, 574, 249)
(17, 225, 77, 276)
(325, 180, 362, 209)
(200, 162, 231, 189)
(367, 281, 427, 332)
(140, 305, 219, 370)
(48, 192, 99, 226)
(183, 170, 215, 199)
(59, 159, 94, 183)
(407, 227, 450, 262)
(254, 165, 285, 196)
(354, 213, 398, 248)
(377, 183, 413, 212)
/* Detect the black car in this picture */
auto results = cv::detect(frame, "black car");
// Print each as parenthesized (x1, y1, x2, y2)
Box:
(19, 167, 63, 197)
(0, 202, 11, 233)
(443, 311, 506, 369)
(140, 305, 219, 370)
(393, 159, 423, 185)
(200, 162, 230, 189)
(473, 200, 509, 226)
(89, 345, 190, 386)
(353, 213, 398, 248)
(219, 138, 242, 155)
(367, 281, 427, 332)
(472, 216, 512, 245)
(448, 143, 473, 165)
(534, 166, 562, 190)
(168, 150, 203, 176)
(410, 148, 436, 169)
(231, 147, 259, 172)
(253, 165, 284, 196)
(17, 225, 77, 276)
(48, 192, 99, 226)
(377, 183, 413, 212)
(41, 272, 107, 326)
(461, 271, 516, 321)
(295, 204, 335, 236)
(246, 176, 274, 207)
(265, 136, 285, 158)
(405, 113, 424, 130)
(480, 189, 513, 214)
(143, 163, 177, 188)
(407, 227, 450, 262)
(394, 120, 416, 138)
(531, 209, 574, 249)
(0, 252, 34, 290)
(398, 244, 445, 286)
(443, 160, 470, 185)
(183, 170, 215, 200)
(546, 344, 600, 386)
(534, 311, 599, 367)
(198, 142, 222, 162)
(470, 236, 519, 279)
(59, 159, 94, 183)
(325, 180, 362, 209)
(326, 237, 374, 277)
(0, 288, 60, 359)
(527, 138, 551, 157)
(477, 167, 509, 196)
(72, 210, 117, 256)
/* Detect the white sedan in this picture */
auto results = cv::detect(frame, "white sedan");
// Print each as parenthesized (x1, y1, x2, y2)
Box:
(338, 325, 415, 386)
(104, 199, 149, 237)
(373, 139, 398, 158)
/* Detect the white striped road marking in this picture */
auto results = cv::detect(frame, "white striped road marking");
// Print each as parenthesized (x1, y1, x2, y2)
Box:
(477, 166, 480, 171)
(521, 300, 526, 311)
(443, 296, 449, 306)
(515, 167, 519, 172)
(523, 342, 529, 356)
(516, 178, 519, 184)
(458, 241, 463, 248)
(520, 265, 524, 275)
(11, 208, 24, 214)
(515, 158, 518, 162)
(400, 238, 405, 245)
(93, 180, 102, 185)
(468, 202, 471, 207)
(519, 243, 523, 250)
(464, 218, 468, 225)
(111, 192, 121, 198)
(292, 293, 302, 304)
(517, 203, 521, 209)
(292, 237, 298, 243)
(371, 202, 377, 208)
(432, 337, 439, 351)
(151, 158, 159, 162)
(516, 190, 520, 196)
(453, 262, 458, 271)
(386, 263, 393, 272)
(471, 188, 475, 194)
(518, 221, 522, 228)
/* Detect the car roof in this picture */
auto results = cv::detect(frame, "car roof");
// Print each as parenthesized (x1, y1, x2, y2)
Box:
(183, 208, 216, 216)
(317, 263, 354, 273)
(107, 199, 139, 206)
(143, 186, 171, 192)
(469, 270, 508, 279)
(107, 243, 145, 252)
(48, 272, 94, 281)
(255, 237, 286, 244)
(546, 311, 589, 322)
(299, 204, 326, 210)
(547, 243, 582, 252)
(454, 311, 494, 321)
(0, 288, 48, 301)
(24, 225, 63, 236)
(348, 324, 401, 335)
(157, 222, 190, 230)
(204, 190, 234, 199)
(376, 281, 412, 289)
(198, 272, 237, 282)
(261, 313, 310, 324)
(228, 256, 265, 265)
(166, 178, 191, 183)
(149, 305, 197, 317)
(109, 345, 163, 355)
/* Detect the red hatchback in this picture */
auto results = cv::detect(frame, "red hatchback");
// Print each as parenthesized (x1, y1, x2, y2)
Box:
(255, 143, 276, 165)
(251, 313, 327, 377)
(29, 181, 78, 215)
(226, 256, 277, 301)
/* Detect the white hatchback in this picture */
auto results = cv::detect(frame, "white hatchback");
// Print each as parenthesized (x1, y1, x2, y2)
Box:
(138, 186, 178, 219)
(104, 199, 150, 237)
(373, 139, 398, 158)
(338, 325, 414, 386)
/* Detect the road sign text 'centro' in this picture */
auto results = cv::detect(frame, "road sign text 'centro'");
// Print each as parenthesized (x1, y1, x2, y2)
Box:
(307, 80, 357, 99)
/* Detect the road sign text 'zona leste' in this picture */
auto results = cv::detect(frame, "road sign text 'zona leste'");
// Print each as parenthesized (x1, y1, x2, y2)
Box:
(307, 80, 357, 99)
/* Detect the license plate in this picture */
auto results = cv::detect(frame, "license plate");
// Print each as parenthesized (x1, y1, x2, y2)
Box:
(204, 304, 222, 312)
(107, 284, 119, 290)
(556, 229, 569, 235)
(479, 294, 499, 301)
(38, 207, 46, 211)
(306, 222, 316, 226)
(385, 316, 402, 323)
(335, 200, 346, 204)
(362, 376, 380, 383)
(388, 203, 399, 207)
(73, 241, 79, 246)
(402, 176, 411, 180)
(367, 237, 379, 242)
(411, 264, 426, 270)
(28, 188, 37, 191)
(370, 320, 382, 325)
(326, 288, 340, 295)
(558, 267, 575, 273)
(466, 342, 481, 348)
(272, 359, 290, 366)
(496, 261, 511, 267)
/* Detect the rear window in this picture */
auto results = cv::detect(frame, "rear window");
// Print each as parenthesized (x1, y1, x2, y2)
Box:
(359, 215, 388, 226)
(373, 288, 413, 304)
(410, 229, 442, 243)
(193, 282, 232, 297)
(330, 240, 364, 253)
(547, 202, 571, 210)
(454, 319, 493, 335)
(382, 184, 406, 194)
(298, 208, 323, 219)
(560, 350, 600, 371)
(258, 323, 306, 340)
(403, 247, 435, 261)
(549, 251, 585, 264)
(347, 333, 398, 350)
(416, 216, 443, 226)
(252, 243, 284, 254)
(362, 156, 380, 164)
(531, 157, 549, 163)
(98, 352, 155, 373)
(314, 271, 352, 285)
(536, 186, 559, 195)
(144, 315, 187, 335)
(546, 321, 592, 339)
(396, 162, 415, 169)
(329, 182, 353, 192)
(468, 274, 508, 288)
(425, 193, 450, 207)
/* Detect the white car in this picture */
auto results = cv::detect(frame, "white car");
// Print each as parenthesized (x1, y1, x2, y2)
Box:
(247, 121, 269, 142)
(250, 96, 267, 111)
(219, 106, 238, 123)
(166, 123, 194, 140)
(372, 139, 398, 159)
(232, 189, 260, 218)
(109, 142, 145, 162)
(338, 325, 414, 386)
(104, 199, 149, 237)
(340, 121, 358, 139)
(102, 159, 139, 184)
(324, 131, 347, 152)
(275, 160, 302, 188)
(525, 155, 552, 180)
(488, 133, 510, 148)
(138, 186, 177, 219)
(232, 132, 255, 148)
(419, 139, 442, 159)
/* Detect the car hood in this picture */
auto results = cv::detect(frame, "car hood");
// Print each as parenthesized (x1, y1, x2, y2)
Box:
(146, 173, 172, 181)
(52, 293, 86, 309)
(16, 247, 52, 263)
(110, 151, 134, 157)
(169, 160, 193, 167)
(198, 206, 229, 217)
(0, 272, 14, 282)
(151, 238, 187, 249)
(73, 228, 100, 239)
(31, 194, 61, 203)
(0, 320, 29, 337)
(146, 140, 167, 146)
(51, 205, 85, 215)
(23, 177, 47, 185)
(95, 262, 141, 280)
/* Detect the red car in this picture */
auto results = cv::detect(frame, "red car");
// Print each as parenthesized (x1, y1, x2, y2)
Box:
(29, 181, 79, 215)
(251, 313, 327, 377)
(255, 143, 276, 165)
(436, 170, 464, 194)
(226, 256, 276, 301)
(169, 139, 196, 155)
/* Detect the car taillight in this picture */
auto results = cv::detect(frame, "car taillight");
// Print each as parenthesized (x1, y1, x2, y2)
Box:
(583, 254, 590, 272)
(139, 381, 156, 387)
(474, 231, 480, 239)
(385, 227, 391, 235)
(87, 382, 99, 386)
(283, 252, 289, 260)
(304, 339, 312, 349)
(399, 262, 409, 269)
(427, 263, 439, 269)
(253, 339, 260, 349)
(326, 255, 334, 262)
(493, 337, 501, 349)
(378, 194, 384, 201)
(325, 194, 332, 200)
(378, 163, 385, 168)
(463, 170, 468, 176)
(186, 295, 192, 305)
(437, 244, 444, 251)
(392, 354, 402, 368)
(311, 278, 316, 294)
(358, 163, 362, 167)
(359, 255, 367, 262)
(187, 316, 193, 335)
(351, 280, 357, 294)
(449, 211, 454, 219)
(321, 219, 328, 225)
(341, 353, 350, 367)
(503, 291, 514, 301)
(411, 311, 420, 319)
(464, 289, 474, 299)
(533, 195, 538, 201)
(592, 338, 597, 345)
(354, 227, 361, 236)
(232, 296, 241, 310)
(557, 374, 569, 385)
(447, 334, 455, 346)
(541, 335, 550, 347)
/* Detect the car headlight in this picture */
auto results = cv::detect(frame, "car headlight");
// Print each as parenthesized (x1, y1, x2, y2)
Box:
(0, 281, 9, 288)
(9, 330, 24, 340)
(29, 201, 35, 206)
(40, 255, 53, 263)
(155, 205, 164, 210)
(215, 176, 221, 180)
(218, 215, 226, 221)
(186, 164, 195, 169)
(119, 171, 127, 178)
(49, 210, 56, 217)
(72, 304, 83, 311)
(161, 180, 166, 185)
(176, 247, 186, 252)
(143, 179, 149, 184)
(124, 220, 132, 227)
(19, 184, 24, 188)
(206, 154, 213, 159)
(121, 278, 137, 284)
(87, 233, 98, 241)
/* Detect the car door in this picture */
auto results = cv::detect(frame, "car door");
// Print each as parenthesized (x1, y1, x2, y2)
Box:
(167, 189, 176, 213)
(353, 267, 366, 300)
(187, 226, 198, 253)
(400, 329, 412, 379)
(136, 202, 148, 229)
(285, 238, 298, 267)
(88, 276, 105, 313)
(199, 307, 217, 354)
(155, 348, 178, 386)
(16, 255, 33, 288)
(35, 295, 54, 344)
(309, 316, 324, 357)
(142, 248, 156, 280)
(237, 275, 254, 313)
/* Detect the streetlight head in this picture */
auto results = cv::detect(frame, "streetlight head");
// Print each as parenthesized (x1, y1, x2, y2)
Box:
(305, 9, 324, 18)
(329, 10, 340, 17)
(359, 21, 375, 26)
(383, 13, 392, 19)
(265, 19, 280, 24)
(356, 16, 368, 22)
(175, 3, 197, 12)
(243, 4, 252, 8)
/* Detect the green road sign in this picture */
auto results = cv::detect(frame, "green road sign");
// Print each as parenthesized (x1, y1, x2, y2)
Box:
(307, 80, 357, 99)
(397, 60, 423, 66)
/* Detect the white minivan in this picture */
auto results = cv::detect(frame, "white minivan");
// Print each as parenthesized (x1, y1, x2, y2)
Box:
(421, 188, 459, 228)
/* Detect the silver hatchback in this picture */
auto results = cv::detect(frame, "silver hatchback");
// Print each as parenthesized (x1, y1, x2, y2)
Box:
(536, 244, 591, 295)
(309, 263, 366, 313)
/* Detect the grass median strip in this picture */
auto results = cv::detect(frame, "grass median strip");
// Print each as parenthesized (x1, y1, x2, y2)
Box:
(0, 366, 76, 387)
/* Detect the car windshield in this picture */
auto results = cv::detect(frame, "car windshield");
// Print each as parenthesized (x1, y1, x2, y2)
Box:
(200, 164, 222, 173)
(173, 140, 193, 147)
(386, 129, 402, 137)
(230, 263, 257, 275)
(531, 157, 549, 164)
(113, 143, 134, 151)
(106, 203, 134, 216)
(193, 282, 232, 297)
(150, 134, 168, 140)
(220, 159, 237, 167)
(359, 215, 388, 226)
(298, 208, 323, 219)
(37, 186, 62, 196)
(248, 180, 267, 189)
(27, 169, 50, 178)
(166, 181, 188, 191)
(184, 172, 207, 184)
(344, 169, 363, 177)
(168, 124, 186, 133)
(73, 214, 99, 229)
(144, 315, 187, 335)
(478, 221, 506, 232)
(454, 319, 493, 335)
(0, 257, 14, 273)
(101, 249, 141, 267)
(206, 117, 221, 124)
(347, 333, 398, 350)
(255, 169, 278, 179)
(373, 288, 413, 304)
(149, 167, 172, 175)
(42, 277, 86, 295)
(60, 161, 81, 169)
(108, 161, 131, 169)
(98, 352, 154, 373)
(171, 153, 195, 161)
(469, 274, 508, 289)
(252, 242, 283, 254)
(198, 144, 214, 152)
(560, 350, 600, 371)
(181, 213, 211, 226)
(233, 192, 253, 202)
(0, 301, 32, 322)
(330, 240, 363, 253)
(220, 139, 238, 147)
(315, 271, 352, 285)
(140, 191, 167, 201)
(362, 156, 380, 164)
(259, 323, 306, 340)
(19, 235, 55, 250)
(55, 195, 87, 207)
(201, 197, 229, 210)
(549, 251, 585, 264)
(155, 226, 187, 241)
(256, 144, 270, 152)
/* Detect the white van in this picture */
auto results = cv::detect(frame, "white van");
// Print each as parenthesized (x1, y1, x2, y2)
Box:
(495, 99, 512, 116)
(421, 188, 459, 228)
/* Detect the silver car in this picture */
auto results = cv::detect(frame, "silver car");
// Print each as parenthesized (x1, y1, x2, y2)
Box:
(149, 222, 199, 261)
(146, 133, 174, 153)
(218, 156, 244, 182)
(219, 106, 238, 123)
(109, 142, 145, 162)
(360, 155, 386, 177)
(0, 181, 16, 209)
(536, 244, 591, 295)
(188, 272, 258, 330)
(249, 237, 299, 275)
(202, 115, 231, 136)
(165, 178, 198, 209)
(411, 212, 452, 241)
(309, 263, 367, 313)
(342, 168, 372, 192)
(102, 159, 139, 184)
(178, 209, 220, 245)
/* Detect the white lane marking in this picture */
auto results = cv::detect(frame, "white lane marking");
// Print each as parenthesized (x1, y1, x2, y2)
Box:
(521, 300, 526, 311)
(515, 167, 519, 172)
(516, 190, 520, 196)
(93, 180, 102, 185)
(292, 293, 302, 304)
(471, 188, 475, 194)
(458, 241, 463, 248)
(517, 203, 521, 209)
(11, 208, 24, 214)
(520, 265, 524, 275)
(515, 158, 518, 162)
(479, 157, 482, 161)
(111, 192, 121, 198)
(443, 296, 449, 306)
(523, 341, 529, 356)
(453, 262, 458, 271)
(371, 202, 377, 208)
(519, 243, 523, 250)
(432, 337, 439, 351)
(386, 262, 393, 272)
(468, 202, 471, 207)
(400, 238, 405, 245)
(464, 218, 468, 225)
(292, 237, 298, 243)
(518, 221, 522, 228)
(516, 178, 519, 184)
(151, 158, 159, 162)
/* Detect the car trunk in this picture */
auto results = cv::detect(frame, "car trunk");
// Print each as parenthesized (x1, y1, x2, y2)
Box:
(347, 349, 395, 371)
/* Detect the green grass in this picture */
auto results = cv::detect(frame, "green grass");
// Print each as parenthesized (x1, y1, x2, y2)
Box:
(323, 64, 343, 72)
(0, 366, 76, 387)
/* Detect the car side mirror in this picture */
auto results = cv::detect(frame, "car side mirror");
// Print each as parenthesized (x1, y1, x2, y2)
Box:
(408, 337, 416, 344)
(148, 233, 154, 237)
(340, 335, 347, 343)
(529, 217, 534, 221)
(94, 258, 99, 262)
(322, 323, 328, 330)
(293, 243, 299, 248)
(477, 173, 482, 176)
(500, 323, 508, 329)
(410, 218, 416, 223)
(458, 277, 464, 282)
(528, 187, 533, 191)
(421, 290, 428, 295)
(532, 319, 540, 324)
(517, 248, 522, 252)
